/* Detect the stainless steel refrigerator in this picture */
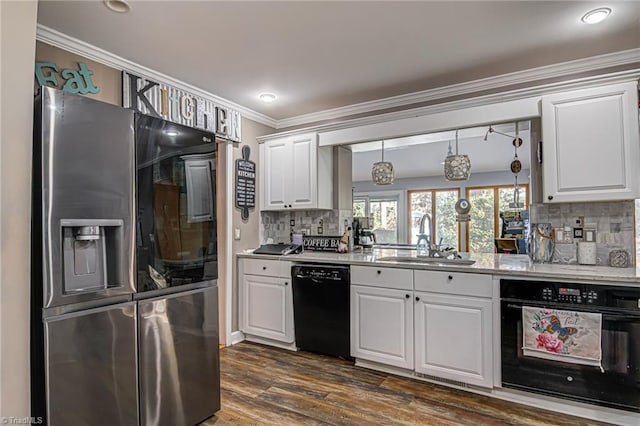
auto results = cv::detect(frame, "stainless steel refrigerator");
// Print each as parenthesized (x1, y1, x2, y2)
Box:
(134, 113, 220, 426)
(31, 87, 220, 425)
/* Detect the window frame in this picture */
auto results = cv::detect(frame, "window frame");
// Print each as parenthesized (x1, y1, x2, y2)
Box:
(407, 187, 461, 249)
(464, 184, 529, 252)
(353, 190, 406, 243)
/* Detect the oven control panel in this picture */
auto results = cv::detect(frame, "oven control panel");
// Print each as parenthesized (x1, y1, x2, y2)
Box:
(502, 279, 640, 310)
(541, 286, 600, 304)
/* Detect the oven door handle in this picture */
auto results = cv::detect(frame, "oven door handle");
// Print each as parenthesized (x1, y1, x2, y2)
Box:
(503, 300, 640, 318)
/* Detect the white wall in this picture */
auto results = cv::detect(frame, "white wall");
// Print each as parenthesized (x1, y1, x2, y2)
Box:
(0, 0, 38, 418)
(231, 118, 274, 334)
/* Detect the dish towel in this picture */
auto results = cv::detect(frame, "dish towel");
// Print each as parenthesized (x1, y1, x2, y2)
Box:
(522, 306, 604, 372)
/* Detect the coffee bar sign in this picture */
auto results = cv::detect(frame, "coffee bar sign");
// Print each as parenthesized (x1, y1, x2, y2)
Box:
(122, 72, 241, 142)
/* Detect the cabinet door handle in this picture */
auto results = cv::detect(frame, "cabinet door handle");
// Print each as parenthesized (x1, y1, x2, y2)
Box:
(415, 296, 420, 301)
(547, 195, 554, 201)
(284, 282, 288, 286)
(377, 270, 382, 275)
(405, 294, 410, 299)
(448, 275, 453, 281)
(289, 204, 292, 208)
(262, 266, 267, 270)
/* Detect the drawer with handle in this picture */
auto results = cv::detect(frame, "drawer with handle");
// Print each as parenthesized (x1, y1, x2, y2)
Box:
(242, 258, 291, 278)
(414, 270, 491, 298)
(351, 265, 413, 290)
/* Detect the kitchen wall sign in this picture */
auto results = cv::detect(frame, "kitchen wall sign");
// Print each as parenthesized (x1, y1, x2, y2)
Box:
(303, 235, 341, 252)
(235, 145, 256, 220)
(122, 72, 241, 142)
(34, 61, 100, 95)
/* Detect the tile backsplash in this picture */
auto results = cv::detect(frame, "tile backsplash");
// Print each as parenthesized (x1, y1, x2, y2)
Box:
(529, 201, 635, 266)
(262, 210, 353, 243)
(262, 201, 637, 267)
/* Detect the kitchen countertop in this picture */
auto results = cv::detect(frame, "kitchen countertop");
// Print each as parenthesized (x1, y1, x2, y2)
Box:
(237, 249, 640, 285)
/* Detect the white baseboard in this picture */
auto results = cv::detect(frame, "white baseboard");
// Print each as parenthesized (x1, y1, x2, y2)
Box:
(489, 387, 639, 426)
(228, 331, 245, 346)
(354, 358, 414, 378)
(244, 335, 298, 351)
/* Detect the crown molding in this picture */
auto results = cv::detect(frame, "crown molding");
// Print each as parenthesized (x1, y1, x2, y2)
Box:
(36, 25, 278, 129)
(258, 68, 640, 143)
(36, 24, 639, 132)
(276, 48, 640, 129)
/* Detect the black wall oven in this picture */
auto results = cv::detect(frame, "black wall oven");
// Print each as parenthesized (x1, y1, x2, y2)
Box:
(501, 279, 640, 412)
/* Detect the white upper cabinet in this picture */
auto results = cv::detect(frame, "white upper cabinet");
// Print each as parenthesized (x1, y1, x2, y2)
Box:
(260, 132, 333, 210)
(261, 139, 289, 209)
(541, 81, 640, 203)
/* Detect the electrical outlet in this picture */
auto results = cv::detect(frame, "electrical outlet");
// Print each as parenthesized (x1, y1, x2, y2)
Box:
(555, 227, 572, 243)
(234, 228, 241, 240)
(584, 223, 597, 243)
(554, 228, 568, 243)
(575, 216, 584, 227)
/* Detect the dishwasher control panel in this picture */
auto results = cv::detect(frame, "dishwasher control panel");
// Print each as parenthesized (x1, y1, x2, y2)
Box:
(292, 264, 350, 282)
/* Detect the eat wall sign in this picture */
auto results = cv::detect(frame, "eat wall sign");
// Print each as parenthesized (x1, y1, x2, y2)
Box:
(34, 62, 100, 95)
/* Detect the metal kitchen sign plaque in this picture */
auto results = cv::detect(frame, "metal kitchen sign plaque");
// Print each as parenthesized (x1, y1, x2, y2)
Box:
(122, 71, 241, 142)
(235, 145, 256, 221)
(303, 235, 341, 252)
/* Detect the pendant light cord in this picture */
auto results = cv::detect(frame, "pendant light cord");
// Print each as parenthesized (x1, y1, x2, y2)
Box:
(381, 140, 385, 161)
(455, 129, 459, 155)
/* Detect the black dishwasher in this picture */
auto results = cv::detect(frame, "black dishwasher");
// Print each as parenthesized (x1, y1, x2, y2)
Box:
(291, 264, 351, 360)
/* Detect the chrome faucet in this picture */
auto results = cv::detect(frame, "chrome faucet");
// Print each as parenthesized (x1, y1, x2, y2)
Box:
(416, 213, 432, 251)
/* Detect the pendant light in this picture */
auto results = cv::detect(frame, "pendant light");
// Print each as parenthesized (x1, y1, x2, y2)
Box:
(444, 129, 471, 181)
(509, 122, 524, 209)
(371, 140, 394, 185)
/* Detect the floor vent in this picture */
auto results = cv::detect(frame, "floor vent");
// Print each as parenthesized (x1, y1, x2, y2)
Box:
(416, 373, 468, 388)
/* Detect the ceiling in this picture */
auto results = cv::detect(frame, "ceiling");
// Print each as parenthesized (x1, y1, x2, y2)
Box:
(37, 1, 640, 122)
(351, 122, 531, 182)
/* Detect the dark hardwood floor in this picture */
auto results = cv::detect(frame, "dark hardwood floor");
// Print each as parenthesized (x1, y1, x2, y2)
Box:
(203, 342, 609, 425)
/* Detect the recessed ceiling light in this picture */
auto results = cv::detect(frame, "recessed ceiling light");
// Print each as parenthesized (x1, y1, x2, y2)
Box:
(581, 7, 611, 24)
(259, 93, 277, 103)
(103, 0, 130, 13)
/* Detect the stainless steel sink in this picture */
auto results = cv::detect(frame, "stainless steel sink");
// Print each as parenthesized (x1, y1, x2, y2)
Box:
(377, 256, 476, 266)
(372, 244, 417, 250)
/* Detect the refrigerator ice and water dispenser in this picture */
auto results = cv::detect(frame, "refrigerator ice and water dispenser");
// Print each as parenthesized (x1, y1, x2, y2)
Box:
(61, 219, 125, 293)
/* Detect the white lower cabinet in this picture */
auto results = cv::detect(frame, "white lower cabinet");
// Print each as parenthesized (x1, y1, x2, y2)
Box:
(239, 259, 294, 344)
(350, 285, 414, 369)
(414, 291, 493, 387)
(350, 268, 494, 388)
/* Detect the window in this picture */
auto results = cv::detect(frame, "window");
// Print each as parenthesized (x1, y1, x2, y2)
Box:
(369, 199, 398, 244)
(409, 191, 432, 244)
(353, 193, 402, 244)
(408, 189, 460, 249)
(353, 199, 366, 217)
(467, 188, 495, 253)
(466, 185, 529, 253)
